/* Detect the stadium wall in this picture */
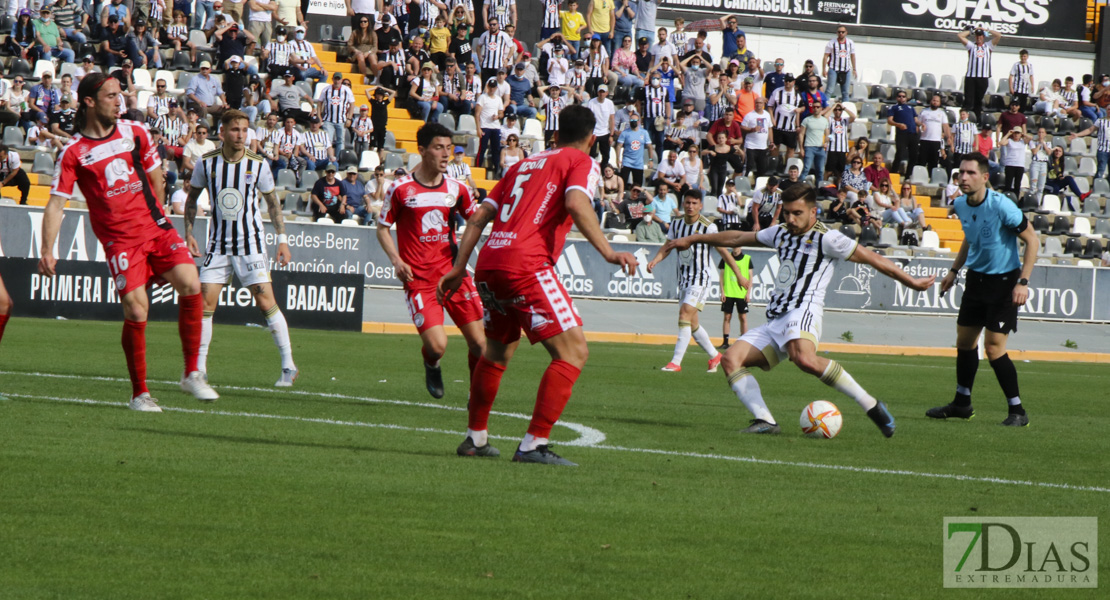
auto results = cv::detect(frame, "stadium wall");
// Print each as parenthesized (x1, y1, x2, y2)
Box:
(2, 206, 1104, 324)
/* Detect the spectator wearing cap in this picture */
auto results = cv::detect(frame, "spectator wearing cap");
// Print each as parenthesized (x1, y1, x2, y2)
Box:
(101, 15, 143, 68)
(311, 164, 347, 223)
(499, 113, 522, 147)
(269, 68, 312, 124)
(587, 84, 617, 170)
(476, 18, 515, 85)
(448, 20, 474, 68)
(544, 42, 571, 86)
(318, 72, 356, 155)
(734, 75, 759, 120)
(957, 26, 1002, 121)
(410, 62, 445, 123)
(559, 0, 588, 53)
(215, 19, 258, 72)
(32, 7, 75, 64)
(289, 25, 328, 82)
(131, 19, 163, 69)
(75, 55, 98, 81)
(492, 68, 512, 110)
(48, 96, 78, 148)
(100, 0, 131, 31)
(633, 36, 653, 83)
(186, 61, 228, 124)
(4, 9, 33, 60)
(340, 166, 371, 223)
(377, 37, 407, 90)
(27, 73, 60, 126)
(351, 104, 374, 157)
(364, 87, 395, 156)
(50, 0, 87, 46)
(584, 34, 618, 98)
(506, 62, 537, 119)
(223, 56, 256, 120)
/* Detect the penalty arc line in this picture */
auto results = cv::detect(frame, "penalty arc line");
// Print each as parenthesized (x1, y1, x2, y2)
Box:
(4, 388, 1110, 495)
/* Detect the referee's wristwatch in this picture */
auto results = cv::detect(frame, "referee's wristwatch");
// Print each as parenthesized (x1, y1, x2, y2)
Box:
(1017, 278, 1029, 286)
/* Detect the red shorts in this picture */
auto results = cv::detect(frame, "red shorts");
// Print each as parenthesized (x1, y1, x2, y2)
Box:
(104, 228, 195, 296)
(475, 267, 583, 345)
(405, 277, 484, 334)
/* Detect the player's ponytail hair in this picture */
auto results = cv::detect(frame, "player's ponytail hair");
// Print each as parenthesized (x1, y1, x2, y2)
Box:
(782, 183, 818, 206)
(75, 72, 112, 132)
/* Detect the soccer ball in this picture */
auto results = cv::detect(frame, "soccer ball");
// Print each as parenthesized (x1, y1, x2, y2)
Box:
(800, 400, 843, 439)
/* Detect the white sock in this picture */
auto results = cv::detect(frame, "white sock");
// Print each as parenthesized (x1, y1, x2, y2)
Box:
(520, 433, 547, 452)
(1008, 396, 1022, 406)
(671, 322, 693, 365)
(820, 360, 878, 411)
(956, 385, 972, 396)
(198, 314, 213, 373)
(692, 326, 719, 358)
(728, 368, 776, 424)
(264, 306, 295, 370)
(467, 428, 488, 446)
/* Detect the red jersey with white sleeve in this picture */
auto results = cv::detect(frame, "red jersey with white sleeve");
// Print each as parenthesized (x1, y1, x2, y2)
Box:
(51, 120, 170, 250)
(378, 174, 475, 285)
(477, 147, 601, 275)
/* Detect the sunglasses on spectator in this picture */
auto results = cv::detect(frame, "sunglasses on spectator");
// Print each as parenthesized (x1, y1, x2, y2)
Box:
(14, 79, 24, 84)
(852, 160, 862, 164)
(774, 62, 784, 66)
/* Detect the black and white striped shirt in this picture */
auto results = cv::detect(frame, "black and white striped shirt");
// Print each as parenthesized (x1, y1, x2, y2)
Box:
(953, 121, 978, 154)
(827, 117, 850, 152)
(442, 71, 461, 96)
(190, 150, 276, 256)
(755, 222, 858, 319)
(541, 0, 561, 28)
(270, 129, 303, 156)
(147, 94, 173, 115)
(717, 192, 742, 227)
(460, 75, 482, 102)
(351, 116, 374, 141)
(447, 160, 472, 181)
(964, 40, 993, 78)
(1093, 118, 1110, 152)
(475, 30, 513, 70)
(768, 87, 800, 130)
(487, 0, 515, 27)
(317, 85, 355, 124)
(383, 48, 407, 71)
(587, 47, 608, 78)
(543, 94, 566, 131)
(644, 85, 667, 118)
(752, 187, 781, 218)
(265, 41, 295, 67)
(824, 38, 855, 72)
(1009, 62, 1033, 94)
(303, 130, 331, 161)
(1062, 88, 1078, 108)
(667, 215, 718, 287)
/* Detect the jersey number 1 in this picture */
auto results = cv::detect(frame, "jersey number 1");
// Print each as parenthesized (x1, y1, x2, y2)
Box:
(498, 173, 532, 222)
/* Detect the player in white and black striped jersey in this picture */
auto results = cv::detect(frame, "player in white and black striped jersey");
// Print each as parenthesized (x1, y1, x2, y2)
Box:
(1008, 50, 1035, 112)
(662, 183, 935, 436)
(183, 110, 299, 388)
(767, 74, 802, 159)
(648, 189, 746, 374)
(716, 179, 744, 231)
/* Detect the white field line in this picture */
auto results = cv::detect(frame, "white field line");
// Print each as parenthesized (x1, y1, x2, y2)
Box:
(0, 370, 607, 447)
(4, 373, 1110, 494)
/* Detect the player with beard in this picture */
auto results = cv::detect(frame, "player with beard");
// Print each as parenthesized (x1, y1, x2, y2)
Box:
(376, 123, 486, 401)
(40, 73, 218, 412)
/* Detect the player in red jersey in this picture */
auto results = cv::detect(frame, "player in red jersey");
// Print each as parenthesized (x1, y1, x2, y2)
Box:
(376, 123, 486, 399)
(439, 105, 638, 465)
(38, 73, 218, 412)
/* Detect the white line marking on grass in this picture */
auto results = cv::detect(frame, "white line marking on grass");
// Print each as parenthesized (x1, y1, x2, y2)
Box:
(0, 370, 607, 447)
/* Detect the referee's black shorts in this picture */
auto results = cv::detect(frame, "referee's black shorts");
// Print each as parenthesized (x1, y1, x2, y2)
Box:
(722, 297, 749, 315)
(957, 269, 1020, 334)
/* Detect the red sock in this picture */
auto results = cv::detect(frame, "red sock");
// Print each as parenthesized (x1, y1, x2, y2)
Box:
(421, 345, 440, 367)
(179, 293, 202, 374)
(468, 351, 479, 377)
(468, 356, 506, 431)
(0, 314, 9, 345)
(527, 360, 581, 438)
(122, 319, 149, 397)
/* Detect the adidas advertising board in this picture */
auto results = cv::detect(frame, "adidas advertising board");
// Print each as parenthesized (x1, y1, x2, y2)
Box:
(0, 205, 1103, 321)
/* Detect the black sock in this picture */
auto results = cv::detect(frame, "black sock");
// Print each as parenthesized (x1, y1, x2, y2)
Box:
(954, 347, 979, 407)
(989, 353, 1024, 415)
(723, 334, 729, 345)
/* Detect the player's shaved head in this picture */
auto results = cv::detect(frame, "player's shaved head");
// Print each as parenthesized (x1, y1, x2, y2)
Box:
(554, 105, 596, 148)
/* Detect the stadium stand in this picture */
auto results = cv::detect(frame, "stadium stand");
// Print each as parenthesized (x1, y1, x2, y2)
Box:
(0, 3, 1108, 265)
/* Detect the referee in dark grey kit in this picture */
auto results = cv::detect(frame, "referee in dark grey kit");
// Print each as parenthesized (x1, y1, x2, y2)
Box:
(927, 153, 1039, 427)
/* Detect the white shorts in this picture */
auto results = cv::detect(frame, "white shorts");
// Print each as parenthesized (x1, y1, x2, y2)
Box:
(679, 283, 709, 311)
(738, 307, 823, 370)
(199, 252, 272, 287)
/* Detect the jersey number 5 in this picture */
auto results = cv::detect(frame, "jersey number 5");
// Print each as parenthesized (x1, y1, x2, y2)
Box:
(498, 173, 532, 222)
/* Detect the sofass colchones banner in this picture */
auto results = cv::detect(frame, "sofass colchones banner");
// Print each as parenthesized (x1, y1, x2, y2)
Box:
(0, 206, 1104, 323)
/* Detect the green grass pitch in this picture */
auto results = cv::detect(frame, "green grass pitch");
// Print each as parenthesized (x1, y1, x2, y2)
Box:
(1, 319, 1107, 599)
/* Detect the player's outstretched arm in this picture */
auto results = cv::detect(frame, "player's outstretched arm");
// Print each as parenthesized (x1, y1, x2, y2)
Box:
(438, 202, 497, 304)
(262, 191, 292, 267)
(375, 222, 413, 284)
(662, 230, 758, 253)
(849, 245, 934, 291)
(37, 194, 67, 277)
(567, 189, 637, 274)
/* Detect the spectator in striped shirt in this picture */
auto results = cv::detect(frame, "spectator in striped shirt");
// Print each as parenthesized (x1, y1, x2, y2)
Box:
(1071, 116, 1110, 180)
(51, 0, 87, 45)
(822, 25, 856, 102)
(1008, 49, 1034, 112)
